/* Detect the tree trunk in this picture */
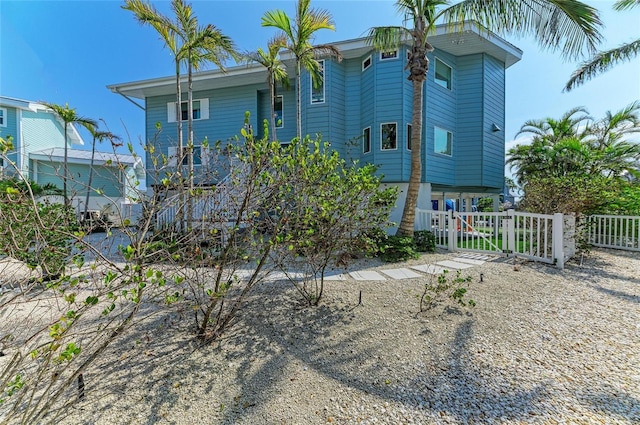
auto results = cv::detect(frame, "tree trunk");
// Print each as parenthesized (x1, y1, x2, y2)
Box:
(397, 78, 424, 237)
(270, 76, 277, 141)
(83, 135, 97, 220)
(187, 51, 194, 231)
(296, 60, 302, 140)
(63, 125, 69, 208)
(175, 58, 184, 232)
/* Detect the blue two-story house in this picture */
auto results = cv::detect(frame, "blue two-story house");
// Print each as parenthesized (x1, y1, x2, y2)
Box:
(108, 22, 521, 227)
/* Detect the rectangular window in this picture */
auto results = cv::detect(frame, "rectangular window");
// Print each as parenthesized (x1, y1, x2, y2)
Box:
(0, 108, 6, 127)
(363, 127, 371, 153)
(380, 51, 398, 60)
(381, 123, 397, 150)
(435, 58, 452, 90)
(181, 100, 201, 121)
(167, 98, 209, 123)
(362, 55, 372, 71)
(169, 145, 203, 166)
(311, 60, 325, 104)
(434, 127, 452, 156)
(407, 124, 412, 151)
(274, 95, 283, 128)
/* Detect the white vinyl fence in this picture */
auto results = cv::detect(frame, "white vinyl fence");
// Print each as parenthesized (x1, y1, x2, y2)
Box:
(587, 215, 640, 252)
(416, 209, 567, 268)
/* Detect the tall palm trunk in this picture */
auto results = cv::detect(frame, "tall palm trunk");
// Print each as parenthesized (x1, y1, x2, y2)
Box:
(83, 133, 97, 220)
(186, 48, 195, 230)
(270, 77, 277, 141)
(296, 60, 302, 139)
(63, 125, 69, 208)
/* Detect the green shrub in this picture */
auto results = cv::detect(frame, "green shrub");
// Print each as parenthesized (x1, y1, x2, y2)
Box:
(420, 269, 475, 311)
(378, 235, 419, 263)
(414, 230, 436, 252)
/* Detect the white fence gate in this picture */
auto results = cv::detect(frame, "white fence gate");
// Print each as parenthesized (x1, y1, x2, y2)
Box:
(416, 209, 567, 268)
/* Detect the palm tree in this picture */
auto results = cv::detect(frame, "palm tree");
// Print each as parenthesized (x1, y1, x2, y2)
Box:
(367, 0, 602, 236)
(514, 106, 592, 145)
(83, 126, 121, 221)
(262, 0, 342, 139)
(566, 0, 640, 91)
(244, 35, 290, 140)
(42, 102, 97, 208)
(123, 0, 185, 170)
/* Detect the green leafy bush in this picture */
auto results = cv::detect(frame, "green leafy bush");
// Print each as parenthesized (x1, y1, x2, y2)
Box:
(378, 235, 419, 263)
(414, 230, 436, 253)
(420, 269, 475, 311)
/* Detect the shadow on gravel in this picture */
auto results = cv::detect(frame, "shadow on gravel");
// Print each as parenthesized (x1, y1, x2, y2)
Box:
(592, 285, 640, 304)
(580, 387, 640, 423)
(210, 283, 551, 424)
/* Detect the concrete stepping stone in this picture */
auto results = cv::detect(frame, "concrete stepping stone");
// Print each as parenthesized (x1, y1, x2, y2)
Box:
(323, 272, 348, 281)
(456, 253, 494, 261)
(349, 270, 386, 281)
(453, 257, 486, 265)
(410, 264, 448, 275)
(380, 268, 423, 279)
(436, 260, 475, 270)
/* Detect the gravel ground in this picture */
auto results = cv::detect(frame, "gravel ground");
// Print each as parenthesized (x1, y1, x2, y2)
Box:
(17, 248, 640, 424)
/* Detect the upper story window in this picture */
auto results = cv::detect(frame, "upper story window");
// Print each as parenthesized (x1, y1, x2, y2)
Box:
(362, 55, 372, 71)
(407, 124, 412, 151)
(363, 127, 371, 153)
(380, 51, 398, 61)
(435, 58, 452, 90)
(168, 145, 205, 166)
(0, 108, 6, 127)
(311, 60, 325, 104)
(434, 127, 452, 156)
(274, 95, 283, 128)
(167, 98, 209, 123)
(381, 123, 397, 150)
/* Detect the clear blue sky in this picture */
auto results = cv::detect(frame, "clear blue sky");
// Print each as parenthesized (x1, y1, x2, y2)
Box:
(1, 0, 639, 161)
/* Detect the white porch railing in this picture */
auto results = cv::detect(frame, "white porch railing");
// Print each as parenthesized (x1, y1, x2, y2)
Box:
(587, 215, 640, 252)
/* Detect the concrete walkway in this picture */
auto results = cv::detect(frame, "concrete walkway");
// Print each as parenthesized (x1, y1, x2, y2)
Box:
(324, 253, 495, 281)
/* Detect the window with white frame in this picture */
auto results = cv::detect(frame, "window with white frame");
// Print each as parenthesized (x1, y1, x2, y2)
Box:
(407, 124, 412, 151)
(434, 127, 452, 156)
(167, 98, 209, 123)
(311, 60, 325, 104)
(362, 55, 372, 71)
(168, 145, 206, 166)
(0, 108, 6, 127)
(363, 127, 371, 153)
(274, 95, 283, 128)
(380, 50, 398, 60)
(435, 58, 452, 90)
(381, 123, 397, 150)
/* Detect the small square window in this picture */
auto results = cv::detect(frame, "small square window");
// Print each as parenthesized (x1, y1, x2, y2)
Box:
(407, 124, 412, 151)
(180, 100, 201, 121)
(381, 51, 398, 60)
(363, 127, 371, 153)
(362, 55, 372, 71)
(435, 58, 452, 90)
(434, 127, 452, 156)
(381, 123, 397, 150)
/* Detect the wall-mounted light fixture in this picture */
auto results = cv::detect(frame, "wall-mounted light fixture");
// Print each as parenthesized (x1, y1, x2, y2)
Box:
(491, 123, 501, 132)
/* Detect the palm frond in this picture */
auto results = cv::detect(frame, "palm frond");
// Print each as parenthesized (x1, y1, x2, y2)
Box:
(564, 38, 640, 91)
(262, 10, 295, 42)
(366, 26, 409, 52)
(614, 0, 640, 11)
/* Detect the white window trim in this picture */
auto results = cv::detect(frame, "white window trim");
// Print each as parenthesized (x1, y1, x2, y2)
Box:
(434, 57, 453, 91)
(310, 60, 325, 105)
(167, 98, 209, 123)
(363, 126, 371, 154)
(0, 107, 7, 127)
(380, 50, 398, 61)
(274, 95, 284, 129)
(362, 55, 372, 71)
(381, 122, 398, 151)
(167, 144, 209, 167)
(434, 126, 453, 156)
